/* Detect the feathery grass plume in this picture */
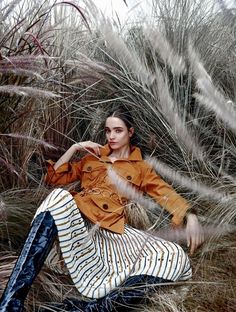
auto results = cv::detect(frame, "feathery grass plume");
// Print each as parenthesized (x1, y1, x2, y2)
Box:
(99, 21, 155, 86)
(0, 85, 60, 98)
(188, 43, 236, 133)
(0, 196, 7, 221)
(195, 80, 236, 133)
(65, 55, 108, 73)
(64, 56, 110, 86)
(0, 133, 57, 150)
(0, 55, 46, 66)
(144, 286, 189, 312)
(80, 222, 101, 247)
(124, 201, 152, 230)
(0, 67, 44, 79)
(188, 43, 212, 81)
(45, 242, 69, 275)
(146, 156, 229, 203)
(152, 65, 204, 160)
(144, 27, 186, 75)
(0, 157, 21, 179)
(154, 223, 236, 247)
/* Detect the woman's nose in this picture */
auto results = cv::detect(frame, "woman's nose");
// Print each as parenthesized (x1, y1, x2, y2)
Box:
(110, 131, 115, 139)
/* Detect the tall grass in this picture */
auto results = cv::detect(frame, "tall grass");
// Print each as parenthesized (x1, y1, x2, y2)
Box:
(0, 0, 236, 311)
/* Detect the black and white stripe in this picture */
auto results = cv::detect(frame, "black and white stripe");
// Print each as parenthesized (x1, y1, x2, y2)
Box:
(35, 188, 192, 299)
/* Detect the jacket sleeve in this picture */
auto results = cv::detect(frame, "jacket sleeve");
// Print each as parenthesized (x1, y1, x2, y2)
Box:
(140, 164, 189, 226)
(45, 159, 83, 186)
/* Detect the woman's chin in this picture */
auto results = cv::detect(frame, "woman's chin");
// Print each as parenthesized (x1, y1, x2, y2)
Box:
(109, 143, 118, 149)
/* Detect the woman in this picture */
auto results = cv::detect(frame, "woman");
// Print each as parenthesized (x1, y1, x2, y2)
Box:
(0, 107, 203, 312)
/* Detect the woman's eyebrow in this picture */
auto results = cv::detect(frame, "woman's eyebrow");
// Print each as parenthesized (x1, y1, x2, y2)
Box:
(105, 126, 123, 130)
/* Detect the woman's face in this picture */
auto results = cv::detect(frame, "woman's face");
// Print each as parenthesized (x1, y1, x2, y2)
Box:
(105, 117, 134, 151)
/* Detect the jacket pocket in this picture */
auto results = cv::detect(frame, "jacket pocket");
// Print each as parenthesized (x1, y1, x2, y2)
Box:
(114, 165, 142, 188)
(81, 161, 107, 182)
(90, 194, 124, 215)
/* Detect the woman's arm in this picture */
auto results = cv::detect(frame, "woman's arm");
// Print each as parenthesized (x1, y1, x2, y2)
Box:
(54, 141, 103, 170)
(140, 164, 204, 254)
(46, 141, 103, 186)
(140, 166, 189, 226)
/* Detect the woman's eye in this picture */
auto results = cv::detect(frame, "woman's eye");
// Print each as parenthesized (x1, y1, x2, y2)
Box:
(116, 129, 122, 133)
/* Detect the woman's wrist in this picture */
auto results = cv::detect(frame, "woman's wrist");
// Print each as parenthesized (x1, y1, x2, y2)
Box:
(72, 143, 82, 152)
(186, 212, 198, 221)
(184, 208, 198, 224)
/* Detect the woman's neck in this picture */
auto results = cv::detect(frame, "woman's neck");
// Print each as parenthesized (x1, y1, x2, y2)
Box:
(109, 145, 131, 160)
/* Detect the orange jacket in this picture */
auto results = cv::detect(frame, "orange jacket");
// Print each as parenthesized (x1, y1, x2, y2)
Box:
(45, 145, 189, 234)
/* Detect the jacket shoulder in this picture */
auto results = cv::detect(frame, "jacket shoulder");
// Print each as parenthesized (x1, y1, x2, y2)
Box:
(81, 153, 97, 162)
(138, 159, 153, 170)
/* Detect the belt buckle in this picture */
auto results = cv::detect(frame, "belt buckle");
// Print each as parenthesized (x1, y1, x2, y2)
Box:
(91, 188, 101, 195)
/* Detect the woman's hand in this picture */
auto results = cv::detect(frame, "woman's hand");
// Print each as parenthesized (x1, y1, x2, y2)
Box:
(73, 141, 103, 156)
(185, 213, 204, 255)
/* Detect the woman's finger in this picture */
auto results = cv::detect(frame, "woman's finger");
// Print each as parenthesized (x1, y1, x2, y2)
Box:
(190, 238, 195, 255)
(192, 228, 204, 254)
(186, 229, 190, 247)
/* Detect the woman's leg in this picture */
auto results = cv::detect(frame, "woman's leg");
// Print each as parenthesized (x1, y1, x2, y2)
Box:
(0, 211, 57, 312)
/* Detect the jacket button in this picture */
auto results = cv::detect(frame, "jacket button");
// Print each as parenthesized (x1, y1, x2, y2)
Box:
(103, 203, 108, 210)
(126, 175, 132, 180)
(87, 166, 92, 171)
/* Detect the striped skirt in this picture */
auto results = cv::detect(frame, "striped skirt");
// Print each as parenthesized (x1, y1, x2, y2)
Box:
(35, 188, 192, 299)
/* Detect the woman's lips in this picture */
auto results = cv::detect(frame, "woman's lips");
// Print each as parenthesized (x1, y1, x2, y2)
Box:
(109, 142, 117, 144)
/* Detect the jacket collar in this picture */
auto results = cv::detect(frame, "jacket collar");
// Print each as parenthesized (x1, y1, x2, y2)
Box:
(100, 144, 143, 161)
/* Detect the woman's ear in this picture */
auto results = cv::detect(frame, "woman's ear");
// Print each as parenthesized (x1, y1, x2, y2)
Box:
(129, 127, 134, 137)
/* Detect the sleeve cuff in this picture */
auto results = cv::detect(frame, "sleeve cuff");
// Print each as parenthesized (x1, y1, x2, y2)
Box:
(170, 204, 190, 226)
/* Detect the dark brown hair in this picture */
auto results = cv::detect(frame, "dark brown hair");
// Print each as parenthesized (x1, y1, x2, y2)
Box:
(106, 105, 134, 130)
